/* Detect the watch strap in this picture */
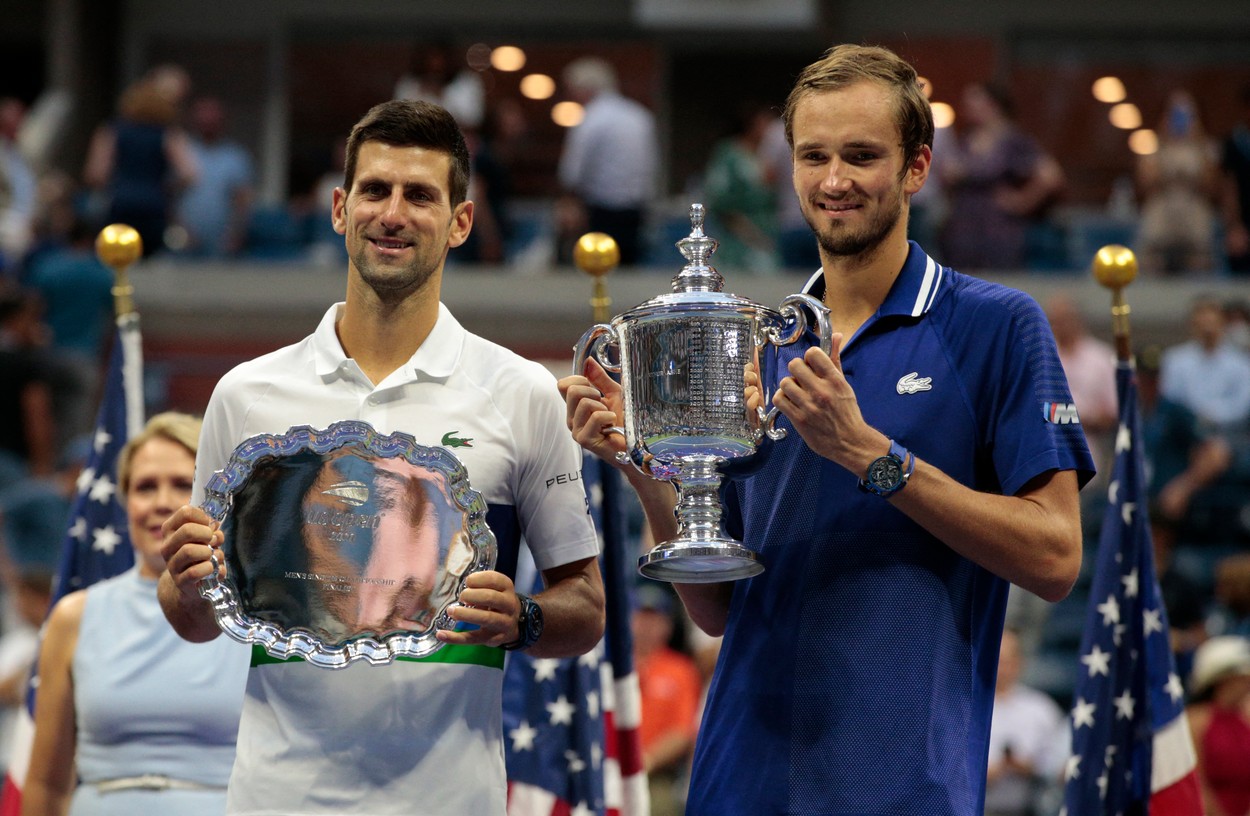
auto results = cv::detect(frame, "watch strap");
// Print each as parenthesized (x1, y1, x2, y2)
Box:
(501, 593, 542, 651)
(858, 439, 914, 497)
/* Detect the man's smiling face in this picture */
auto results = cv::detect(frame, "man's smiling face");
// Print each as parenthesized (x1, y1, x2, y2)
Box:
(332, 140, 471, 301)
(791, 80, 927, 260)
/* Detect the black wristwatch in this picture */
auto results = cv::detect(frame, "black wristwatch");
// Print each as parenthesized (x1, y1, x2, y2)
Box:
(858, 439, 915, 497)
(502, 593, 544, 651)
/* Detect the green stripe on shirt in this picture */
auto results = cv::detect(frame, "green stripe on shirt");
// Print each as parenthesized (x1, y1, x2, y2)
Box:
(250, 643, 505, 669)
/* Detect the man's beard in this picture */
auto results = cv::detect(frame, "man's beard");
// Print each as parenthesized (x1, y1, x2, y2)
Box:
(351, 242, 437, 301)
(808, 189, 904, 259)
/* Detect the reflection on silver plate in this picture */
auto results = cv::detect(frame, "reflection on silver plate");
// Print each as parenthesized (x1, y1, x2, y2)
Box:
(198, 420, 497, 669)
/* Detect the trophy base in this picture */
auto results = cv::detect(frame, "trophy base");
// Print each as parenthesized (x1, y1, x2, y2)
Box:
(638, 542, 763, 584)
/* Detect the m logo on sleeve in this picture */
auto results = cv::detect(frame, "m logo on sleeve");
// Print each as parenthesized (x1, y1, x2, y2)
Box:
(1043, 402, 1081, 424)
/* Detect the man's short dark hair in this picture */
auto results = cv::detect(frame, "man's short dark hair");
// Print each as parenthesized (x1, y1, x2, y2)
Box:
(343, 99, 471, 206)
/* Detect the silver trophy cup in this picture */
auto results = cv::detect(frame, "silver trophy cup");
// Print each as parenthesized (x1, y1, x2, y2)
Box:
(573, 204, 831, 583)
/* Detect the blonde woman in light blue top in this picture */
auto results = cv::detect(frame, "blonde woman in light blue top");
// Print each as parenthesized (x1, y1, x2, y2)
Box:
(23, 412, 249, 816)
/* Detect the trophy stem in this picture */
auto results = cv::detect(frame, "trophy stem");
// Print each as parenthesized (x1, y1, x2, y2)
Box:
(673, 456, 728, 539)
(638, 456, 763, 583)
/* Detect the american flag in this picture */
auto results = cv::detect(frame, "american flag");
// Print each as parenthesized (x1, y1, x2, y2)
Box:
(0, 311, 144, 814)
(504, 455, 648, 816)
(1060, 360, 1204, 816)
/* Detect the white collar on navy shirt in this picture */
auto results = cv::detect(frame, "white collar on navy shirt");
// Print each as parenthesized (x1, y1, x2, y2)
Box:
(800, 241, 946, 320)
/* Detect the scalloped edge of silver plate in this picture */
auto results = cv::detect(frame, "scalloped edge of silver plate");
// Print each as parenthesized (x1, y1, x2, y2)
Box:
(198, 420, 497, 669)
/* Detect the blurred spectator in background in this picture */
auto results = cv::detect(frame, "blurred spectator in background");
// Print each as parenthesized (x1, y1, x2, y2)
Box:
(908, 120, 954, 255)
(0, 568, 51, 776)
(457, 101, 524, 264)
(1138, 344, 1234, 525)
(703, 102, 777, 273)
(174, 96, 254, 258)
(1209, 555, 1250, 641)
(394, 42, 485, 130)
(557, 56, 658, 266)
(1136, 89, 1221, 276)
(82, 72, 197, 256)
(984, 629, 1068, 816)
(312, 137, 347, 225)
(1160, 296, 1250, 434)
(290, 135, 349, 264)
(22, 412, 249, 816)
(1185, 635, 1250, 816)
(938, 81, 1064, 271)
(23, 210, 113, 444)
(0, 460, 67, 775)
(0, 98, 36, 278)
(1226, 299, 1250, 352)
(146, 63, 192, 117)
(758, 114, 821, 271)
(1152, 510, 1211, 682)
(0, 284, 57, 477)
(633, 583, 701, 816)
(1221, 83, 1250, 275)
(21, 169, 79, 271)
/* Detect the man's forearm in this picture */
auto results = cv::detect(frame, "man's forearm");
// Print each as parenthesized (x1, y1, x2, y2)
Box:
(529, 557, 605, 659)
(891, 462, 1082, 602)
(626, 471, 733, 637)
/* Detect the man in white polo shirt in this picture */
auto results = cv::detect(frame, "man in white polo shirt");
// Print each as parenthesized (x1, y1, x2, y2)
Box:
(158, 99, 604, 815)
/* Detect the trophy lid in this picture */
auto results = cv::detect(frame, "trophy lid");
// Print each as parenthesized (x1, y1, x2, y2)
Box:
(671, 203, 723, 294)
(611, 201, 775, 322)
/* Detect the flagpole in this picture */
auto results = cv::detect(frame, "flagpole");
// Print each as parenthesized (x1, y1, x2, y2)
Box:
(95, 223, 143, 320)
(573, 232, 650, 816)
(94, 223, 145, 437)
(1060, 242, 1207, 816)
(1090, 243, 1139, 364)
(574, 231, 621, 324)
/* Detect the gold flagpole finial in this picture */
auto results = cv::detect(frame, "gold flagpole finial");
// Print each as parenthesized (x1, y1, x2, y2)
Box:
(573, 232, 620, 324)
(95, 223, 143, 319)
(1091, 244, 1138, 363)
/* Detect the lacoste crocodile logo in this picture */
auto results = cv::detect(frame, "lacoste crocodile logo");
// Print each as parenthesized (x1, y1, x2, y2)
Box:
(896, 372, 933, 395)
(441, 431, 474, 448)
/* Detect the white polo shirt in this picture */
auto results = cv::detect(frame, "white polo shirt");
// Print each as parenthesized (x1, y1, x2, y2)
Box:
(192, 302, 600, 816)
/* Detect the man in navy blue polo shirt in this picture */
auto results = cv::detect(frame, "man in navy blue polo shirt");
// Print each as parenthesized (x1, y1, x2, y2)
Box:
(560, 44, 1094, 816)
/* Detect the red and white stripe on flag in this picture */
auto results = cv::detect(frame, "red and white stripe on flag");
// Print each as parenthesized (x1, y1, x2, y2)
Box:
(602, 663, 646, 816)
(1150, 712, 1203, 815)
(0, 712, 32, 816)
(1059, 363, 1205, 816)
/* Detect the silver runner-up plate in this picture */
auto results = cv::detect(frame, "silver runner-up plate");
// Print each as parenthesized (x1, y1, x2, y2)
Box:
(198, 420, 497, 669)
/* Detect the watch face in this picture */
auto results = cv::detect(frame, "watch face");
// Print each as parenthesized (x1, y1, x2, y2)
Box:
(868, 456, 903, 489)
(523, 597, 543, 642)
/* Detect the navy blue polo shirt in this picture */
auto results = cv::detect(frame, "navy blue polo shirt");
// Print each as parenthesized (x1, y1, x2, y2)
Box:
(686, 243, 1095, 816)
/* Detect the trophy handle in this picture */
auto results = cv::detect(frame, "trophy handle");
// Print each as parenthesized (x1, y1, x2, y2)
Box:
(571, 322, 622, 376)
(759, 294, 833, 440)
(572, 323, 646, 473)
(756, 405, 786, 442)
(614, 438, 659, 478)
(769, 293, 833, 354)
